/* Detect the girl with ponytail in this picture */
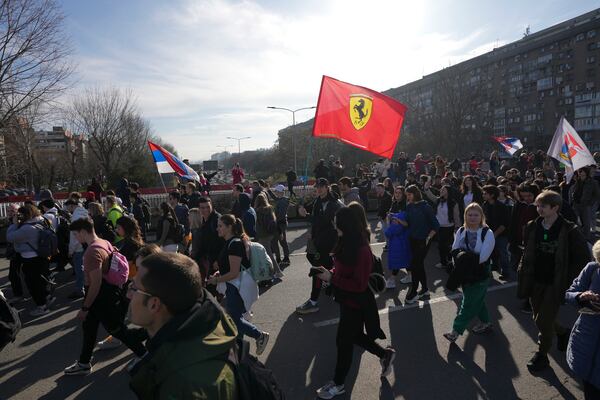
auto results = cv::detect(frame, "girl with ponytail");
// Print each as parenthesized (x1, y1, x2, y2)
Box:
(208, 214, 270, 355)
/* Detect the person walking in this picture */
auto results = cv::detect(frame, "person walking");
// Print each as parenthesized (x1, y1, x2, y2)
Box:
(482, 185, 511, 280)
(6, 204, 55, 316)
(232, 163, 245, 185)
(517, 190, 590, 372)
(208, 214, 269, 355)
(157, 202, 180, 252)
(254, 193, 284, 279)
(424, 183, 461, 270)
(571, 167, 600, 242)
(286, 167, 298, 197)
(296, 178, 344, 314)
(443, 203, 495, 342)
(272, 185, 291, 266)
(460, 175, 484, 217)
(190, 197, 224, 281)
(565, 243, 600, 400)
(401, 185, 439, 304)
(64, 218, 148, 376)
(314, 206, 395, 399)
(65, 199, 89, 299)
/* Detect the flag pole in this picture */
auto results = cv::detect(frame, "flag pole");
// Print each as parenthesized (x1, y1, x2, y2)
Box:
(157, 173, 169, 194)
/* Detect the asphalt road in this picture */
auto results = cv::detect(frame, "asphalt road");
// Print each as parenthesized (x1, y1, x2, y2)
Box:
(0, 219, 586, 400)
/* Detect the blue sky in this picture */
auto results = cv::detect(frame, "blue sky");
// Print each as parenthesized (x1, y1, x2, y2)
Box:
(60, 0, 600, 161)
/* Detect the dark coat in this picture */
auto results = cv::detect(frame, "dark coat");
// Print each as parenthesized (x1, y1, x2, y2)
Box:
(517, 216, 590, 301)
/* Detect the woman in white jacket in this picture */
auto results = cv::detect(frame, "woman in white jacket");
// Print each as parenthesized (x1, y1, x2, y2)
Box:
(444, 203, 495, 342)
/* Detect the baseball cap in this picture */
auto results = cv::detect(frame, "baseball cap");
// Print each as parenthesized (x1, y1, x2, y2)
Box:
(274, 184, 285, 193)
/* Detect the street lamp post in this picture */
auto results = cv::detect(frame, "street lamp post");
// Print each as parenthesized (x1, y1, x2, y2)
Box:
(267, 106, 316, 173)
(226, 136, 251, 159)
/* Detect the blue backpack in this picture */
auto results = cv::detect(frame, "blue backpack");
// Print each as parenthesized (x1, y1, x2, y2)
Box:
(27, 218, 59, 259)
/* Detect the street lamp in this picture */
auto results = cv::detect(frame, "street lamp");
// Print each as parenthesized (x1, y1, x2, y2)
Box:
(267, 106, 316, 172)
(226, 136, 251, 158)
(217, 145, 231, 153)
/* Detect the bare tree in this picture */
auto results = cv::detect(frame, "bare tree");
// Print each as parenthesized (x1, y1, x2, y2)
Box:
(65, 87, 152, 184)
(0, 0, 73, 126)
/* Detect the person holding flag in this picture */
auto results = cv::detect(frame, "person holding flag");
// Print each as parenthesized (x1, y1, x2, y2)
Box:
(547, 117, 599, 241)
(148, 141, 200, 190)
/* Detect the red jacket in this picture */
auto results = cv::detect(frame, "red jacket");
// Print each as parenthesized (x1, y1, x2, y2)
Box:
(232, 168, 244, 184)
(332, 245, 372, 308)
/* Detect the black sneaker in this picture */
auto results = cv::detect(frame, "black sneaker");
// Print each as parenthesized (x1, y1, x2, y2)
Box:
(417, 288, 429, 299)
(405, 288, 418, 304)
(527, 352, 549, 372)
(380, 347, 396, 377)
(521, 300, 532, 314)
(557, 330, 570, 352)
(282, 257, 291, 265)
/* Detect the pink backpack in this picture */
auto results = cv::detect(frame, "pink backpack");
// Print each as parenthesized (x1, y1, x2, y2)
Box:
(90, 241, 129, 288)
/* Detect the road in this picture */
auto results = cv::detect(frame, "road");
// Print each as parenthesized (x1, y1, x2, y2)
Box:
(0, 219, 586, 400)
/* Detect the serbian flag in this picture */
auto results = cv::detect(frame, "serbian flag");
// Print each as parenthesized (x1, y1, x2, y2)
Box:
(148, 141, 200, 181)
(547, 117, 596, 182)
(492, 136, 523, 156)
(312, 76, 407, 159)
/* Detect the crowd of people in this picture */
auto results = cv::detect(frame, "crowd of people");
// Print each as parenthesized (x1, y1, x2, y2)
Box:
(2, 148, 600, 399)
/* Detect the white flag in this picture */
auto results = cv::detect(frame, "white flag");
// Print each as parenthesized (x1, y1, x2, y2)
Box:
(547, 117, 596, 182)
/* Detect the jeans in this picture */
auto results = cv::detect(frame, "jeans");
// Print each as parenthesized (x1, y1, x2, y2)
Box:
(410, 238, 428, 292)
(334, 304, 386, 385)
(225, 283, 261, 339)
(258, 236, 281, 274)
(72, 251, 85, 293)
(21, 257, 49, 306)
(493, 235, 510, 277)
(79, 281, 147, 364)
(271, 223, 290, 261)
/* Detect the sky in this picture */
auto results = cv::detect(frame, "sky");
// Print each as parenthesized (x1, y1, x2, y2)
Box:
(60, 0, 600, 161)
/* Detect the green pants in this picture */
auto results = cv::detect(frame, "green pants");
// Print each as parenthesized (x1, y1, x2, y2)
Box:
(530, 284, 568, 354)
(452, 277, 490, 335)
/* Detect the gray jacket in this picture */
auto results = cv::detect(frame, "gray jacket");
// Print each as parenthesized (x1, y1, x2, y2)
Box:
(6, 217, 44, 258)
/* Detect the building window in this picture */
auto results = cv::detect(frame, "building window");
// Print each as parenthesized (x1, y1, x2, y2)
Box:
(565, 97, 573, 105)
(537, 77, 553, 91)
(587, 56, 596, 64)
(587, 81, 595, 89)
(588, 30, 597, 39)
(577, 33, 585, 42)
(537, 54, 553, 64)
(588, 42, 597, 51)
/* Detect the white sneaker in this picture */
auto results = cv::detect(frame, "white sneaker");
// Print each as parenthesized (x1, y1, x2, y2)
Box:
(64, 361, 92, 375)
(96, 336, 122, 351)
(30, 306, 50, 317)
(385, 277, 396, 289)
(400, 275, 412, 284)
(316, 381, 345, 399)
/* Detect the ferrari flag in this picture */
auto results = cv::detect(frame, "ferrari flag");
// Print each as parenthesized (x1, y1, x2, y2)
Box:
(312, 76, 407, 159)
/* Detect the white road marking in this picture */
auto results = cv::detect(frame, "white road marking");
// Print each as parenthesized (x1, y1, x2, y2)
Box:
(313, 281, 518, 327)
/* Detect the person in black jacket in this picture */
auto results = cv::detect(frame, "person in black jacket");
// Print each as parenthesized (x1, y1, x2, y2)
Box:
(314, 159, 330, 180)
(190, 197, 224, 282)
(482, 185, 512, 280)
(286, 167, 297, 197)
(296, 178, 344, 314)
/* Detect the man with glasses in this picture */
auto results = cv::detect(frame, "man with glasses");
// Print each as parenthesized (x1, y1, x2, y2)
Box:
(64, 218, 147, 376)
(128, 252, 238, 399)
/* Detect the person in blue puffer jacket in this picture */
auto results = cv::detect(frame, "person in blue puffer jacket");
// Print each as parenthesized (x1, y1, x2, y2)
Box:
(565, 241, 600, 400)
(384, 211, 411, 289)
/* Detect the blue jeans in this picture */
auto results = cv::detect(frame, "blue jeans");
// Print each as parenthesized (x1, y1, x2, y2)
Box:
(72, 251, 84, 292)
(225, 283, 261, 339)
(493, 236, 510, 277)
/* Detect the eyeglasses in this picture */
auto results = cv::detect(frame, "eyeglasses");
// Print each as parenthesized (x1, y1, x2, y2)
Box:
(127, 283, 154, 298)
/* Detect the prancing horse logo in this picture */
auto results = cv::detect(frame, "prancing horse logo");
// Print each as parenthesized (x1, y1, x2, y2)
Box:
(349, 94, 372, 130)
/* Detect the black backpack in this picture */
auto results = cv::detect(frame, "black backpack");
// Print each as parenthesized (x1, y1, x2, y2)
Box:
(27, 218, 59, 259)
(226, 340, 285, 400)
(0, 291, 21, 352)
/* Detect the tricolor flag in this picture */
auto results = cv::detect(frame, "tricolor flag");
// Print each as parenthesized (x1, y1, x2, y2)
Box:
(148, 141, 199, 181)
(547, 117, 596, 182)
(492, 136, 523, 156)
(312, 76, 407, 159)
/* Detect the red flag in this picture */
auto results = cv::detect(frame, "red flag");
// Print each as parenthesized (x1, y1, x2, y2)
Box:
(312, 75, 407, 159)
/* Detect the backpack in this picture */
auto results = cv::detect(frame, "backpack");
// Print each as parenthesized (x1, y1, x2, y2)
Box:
(55, 215, 70, 250)
(368, 254, 386, 295)
(226, 340, 285, 400)
(171, 223, 185, 244)
(141, 201, 151, 222)
(451, 226, 491, 283)
(27, 218, 59, 259)
(247, 241, 274, 282)
(260, 210, 278, 235)
(91, 242, 129, 287)
(0, 290, 21, 352)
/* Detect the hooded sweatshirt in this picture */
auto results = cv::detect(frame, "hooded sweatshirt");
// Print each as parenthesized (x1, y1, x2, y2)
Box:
(129, 290, 238, 400)
(7, 217, 44, 258)
(69, 205, 89, 255)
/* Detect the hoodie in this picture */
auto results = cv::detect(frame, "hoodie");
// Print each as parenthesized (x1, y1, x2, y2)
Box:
(7, 217, 44, 258)
(129, 290, 238, 400)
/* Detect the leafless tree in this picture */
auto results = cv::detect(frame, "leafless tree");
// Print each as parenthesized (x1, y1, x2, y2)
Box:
(0, 0, 73, 126)
(65, 87, 152, 184)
